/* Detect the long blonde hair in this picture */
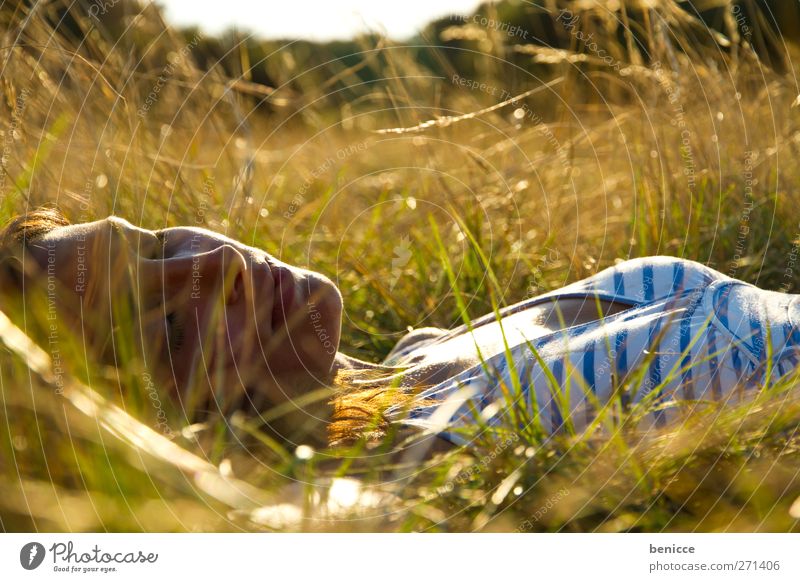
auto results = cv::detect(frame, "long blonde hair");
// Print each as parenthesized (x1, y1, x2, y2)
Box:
(0, 206, 71, 301)
(328, 366, 430, 447)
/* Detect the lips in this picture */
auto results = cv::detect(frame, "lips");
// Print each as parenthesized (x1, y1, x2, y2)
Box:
(202, 261, 294, 373)
(270, 263, 296, 329)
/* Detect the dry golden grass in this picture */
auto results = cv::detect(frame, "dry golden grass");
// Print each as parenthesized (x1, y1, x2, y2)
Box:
(1, 0, 800, 531)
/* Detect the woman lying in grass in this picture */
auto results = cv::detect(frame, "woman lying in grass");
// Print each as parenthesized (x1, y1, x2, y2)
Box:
(1, 207, 796, 450)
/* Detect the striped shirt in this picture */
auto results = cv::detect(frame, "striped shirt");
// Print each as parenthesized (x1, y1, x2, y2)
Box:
(384, 257, 800, 445)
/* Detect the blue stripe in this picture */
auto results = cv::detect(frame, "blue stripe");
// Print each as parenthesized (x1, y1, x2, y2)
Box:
(615, 329, 629, 379)
(788, 323, 800, 345)
(550, 358, 564, 433)
(566, 323, 591, 338)
(678, 284, 709, 400)
(708, 325, 722, 400)
(492, 358, 508, 400)
(614, 270, 625, 297)
(479, 377, 492, 409)
(648, 318, 666, 427)
(780, 320, 800, 369)
(516, 358, 531, 406)
(732, 347, 743, 380)
(748, 310, 765, 360)
(583, 341, 596, 394)
(582, 341, 596, 425)
(618, 328, 629, 370)
(615, 329, 630, 410)
(718, 284, 744, 380)
(643, 263, 654, 302)
(672, 261, 685, 294)
(679, 307, 695, 400)
(718, 284, 732, 328)
(777, 321, 793, 355)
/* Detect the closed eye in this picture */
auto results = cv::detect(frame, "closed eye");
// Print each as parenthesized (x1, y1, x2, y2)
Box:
(165, 311, 185, 352)
(152, 230, 167, 259)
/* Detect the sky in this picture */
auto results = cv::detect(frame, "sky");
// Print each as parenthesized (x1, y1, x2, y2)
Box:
(156, 0, 486, 42)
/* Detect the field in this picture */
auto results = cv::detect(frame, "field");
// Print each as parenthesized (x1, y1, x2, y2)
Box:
(2, 0, 800, 532)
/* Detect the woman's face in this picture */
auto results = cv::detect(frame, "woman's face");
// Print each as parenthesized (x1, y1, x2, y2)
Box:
(26, 216, 343, 409)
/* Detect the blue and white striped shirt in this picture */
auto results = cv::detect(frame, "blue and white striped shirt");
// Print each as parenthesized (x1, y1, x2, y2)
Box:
(384, 257, 800, 444)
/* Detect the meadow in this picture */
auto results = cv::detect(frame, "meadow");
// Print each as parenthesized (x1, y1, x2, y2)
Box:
(2, 0, 800, 531)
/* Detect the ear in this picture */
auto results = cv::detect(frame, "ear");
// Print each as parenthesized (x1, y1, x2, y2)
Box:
(0, 257, 24, 294)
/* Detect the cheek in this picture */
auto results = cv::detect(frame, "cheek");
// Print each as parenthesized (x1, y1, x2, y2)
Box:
(305, 276, 343, 336)
(276, 276, 342, 369)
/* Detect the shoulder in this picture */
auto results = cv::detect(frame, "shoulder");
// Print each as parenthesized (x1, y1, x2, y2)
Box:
(564, 256, 728, 304)
(384, 327, 448, 364)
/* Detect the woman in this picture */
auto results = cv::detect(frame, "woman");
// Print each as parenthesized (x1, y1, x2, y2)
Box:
(1, 207, 797, 449)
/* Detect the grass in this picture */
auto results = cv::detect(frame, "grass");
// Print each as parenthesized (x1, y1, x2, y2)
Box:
(2, 0, 800, 531)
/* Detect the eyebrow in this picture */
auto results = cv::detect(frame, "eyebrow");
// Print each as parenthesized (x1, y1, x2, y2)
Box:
(152, 230, 168, 257)
(108, 218, 126, 236)
(112, 224, 165, 259)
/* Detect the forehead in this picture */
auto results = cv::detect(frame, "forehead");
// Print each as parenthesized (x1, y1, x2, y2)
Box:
(25, 217, 153, 279)
(38, 216, 236, 247)
(31, 216, 262, 267)
(40, 216, 148, 243)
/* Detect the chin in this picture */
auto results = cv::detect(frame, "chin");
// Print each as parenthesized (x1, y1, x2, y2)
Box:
(273, 270, 342, 378)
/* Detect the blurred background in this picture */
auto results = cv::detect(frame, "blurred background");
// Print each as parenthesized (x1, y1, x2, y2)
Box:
(2, 0, 800, 532)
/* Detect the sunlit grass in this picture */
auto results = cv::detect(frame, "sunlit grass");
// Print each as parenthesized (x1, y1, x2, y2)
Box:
(1, 0, 800, 531)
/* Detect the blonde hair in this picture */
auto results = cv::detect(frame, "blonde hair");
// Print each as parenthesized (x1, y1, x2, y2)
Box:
(1, 206, 70, 246)
(0, 206, 70, 291)
(328, 366, 430, 447)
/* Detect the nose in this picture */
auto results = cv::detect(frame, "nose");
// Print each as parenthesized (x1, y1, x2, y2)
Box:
(140, 244, 249, 308)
